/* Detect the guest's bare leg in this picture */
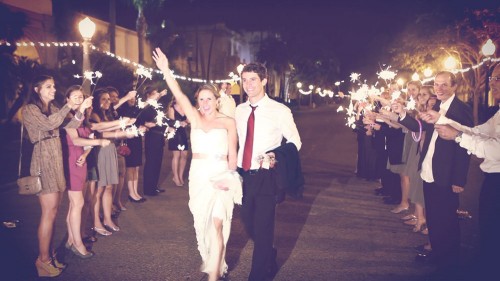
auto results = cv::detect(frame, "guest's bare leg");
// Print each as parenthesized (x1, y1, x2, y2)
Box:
(102, 185, 119, 229)
(68, 191, 89, 254)
(38, 192, 61, 262)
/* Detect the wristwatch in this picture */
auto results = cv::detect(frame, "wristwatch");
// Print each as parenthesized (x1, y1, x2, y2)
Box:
(454, 131, 463, 143)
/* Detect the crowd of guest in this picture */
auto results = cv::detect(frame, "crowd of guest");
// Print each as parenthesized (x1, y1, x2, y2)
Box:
(354, 64, 500, 280)
(20, 75, 199, 277)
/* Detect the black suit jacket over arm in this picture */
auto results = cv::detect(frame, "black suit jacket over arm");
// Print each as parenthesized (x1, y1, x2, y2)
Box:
(270, 143, 305, 201)
(399, 97, 473, 187)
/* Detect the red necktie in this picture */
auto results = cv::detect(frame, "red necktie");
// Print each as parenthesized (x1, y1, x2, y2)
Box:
(242, 105, 257, 171)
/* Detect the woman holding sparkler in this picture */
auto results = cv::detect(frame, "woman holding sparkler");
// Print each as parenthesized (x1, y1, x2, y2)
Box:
(90, 88, 138, 235)
(22, 75, 92, 277)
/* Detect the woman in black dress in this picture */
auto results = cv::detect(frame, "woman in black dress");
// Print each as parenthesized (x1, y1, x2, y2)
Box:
(167, 98, 189, 186)
(118, 95, 145, 202)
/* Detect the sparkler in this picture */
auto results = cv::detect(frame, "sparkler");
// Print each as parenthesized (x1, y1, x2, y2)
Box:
(134, 67, 153, 91)
(337, 106, 344, 112)
(74, 70, 103, 95)
(350, 73, 360, 83)
(377, 66, 397, 82)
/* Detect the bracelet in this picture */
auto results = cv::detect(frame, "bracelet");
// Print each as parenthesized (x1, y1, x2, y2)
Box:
(74, 112, 83, 121)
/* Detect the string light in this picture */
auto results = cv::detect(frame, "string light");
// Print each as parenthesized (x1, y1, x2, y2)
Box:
(3, 40, 499, 92)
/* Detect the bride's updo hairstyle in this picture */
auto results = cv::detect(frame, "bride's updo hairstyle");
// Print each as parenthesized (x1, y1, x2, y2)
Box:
(194, 84, 221, 108)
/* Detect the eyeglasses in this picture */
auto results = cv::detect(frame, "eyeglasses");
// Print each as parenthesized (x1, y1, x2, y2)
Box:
(489, 76, 499, 82)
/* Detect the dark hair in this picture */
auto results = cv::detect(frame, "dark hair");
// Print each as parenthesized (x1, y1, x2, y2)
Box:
(92, 88, 114, 121)
(27, 75, 55, 114)
(435, 71, 457, 86)
(65, 85, 83, 99)
(242, 63, 267, 81)
(142, 86, 156, 100)
(106, 86, 119, 96)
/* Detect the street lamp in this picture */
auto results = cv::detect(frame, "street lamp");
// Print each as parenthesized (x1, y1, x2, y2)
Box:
(79, 17, 96, 95)
(482, 39, 497, 106)
(237, 63, 245, 104)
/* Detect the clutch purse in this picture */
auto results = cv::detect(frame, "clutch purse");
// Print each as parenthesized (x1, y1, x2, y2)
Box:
(117, 141, 131, 156)
(17, 175, 42, 195)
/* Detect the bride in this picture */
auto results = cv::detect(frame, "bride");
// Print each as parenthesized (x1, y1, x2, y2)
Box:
(153, 48, 242, 281)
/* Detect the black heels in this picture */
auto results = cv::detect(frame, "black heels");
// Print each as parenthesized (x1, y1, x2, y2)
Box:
(128, 195, 146, 203)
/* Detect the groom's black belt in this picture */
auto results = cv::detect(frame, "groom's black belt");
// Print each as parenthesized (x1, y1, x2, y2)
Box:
(237, 167, 260, 176)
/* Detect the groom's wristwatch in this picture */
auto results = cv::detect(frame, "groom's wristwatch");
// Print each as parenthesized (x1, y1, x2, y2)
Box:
(454, 131, 463, 143)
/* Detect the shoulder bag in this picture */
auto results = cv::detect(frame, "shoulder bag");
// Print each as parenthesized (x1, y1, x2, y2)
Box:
(17, 127, 42, 195)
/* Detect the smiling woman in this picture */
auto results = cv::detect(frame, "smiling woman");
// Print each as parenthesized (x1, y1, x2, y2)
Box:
(153, 47, 240, 281)
(22, 75, 92, 277)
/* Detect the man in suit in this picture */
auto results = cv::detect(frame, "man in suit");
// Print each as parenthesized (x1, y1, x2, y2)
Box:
(392, 71, 473, 280)
(235, 63, 301, 281)
(138, 87, 168, 196)
(420, 64, 500, 280)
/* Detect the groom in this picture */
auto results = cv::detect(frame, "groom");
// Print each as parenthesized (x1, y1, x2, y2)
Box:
(235, 63, 302, 281)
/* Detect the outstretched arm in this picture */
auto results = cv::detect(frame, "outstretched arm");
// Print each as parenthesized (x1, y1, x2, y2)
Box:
(153, 48, 199, 127)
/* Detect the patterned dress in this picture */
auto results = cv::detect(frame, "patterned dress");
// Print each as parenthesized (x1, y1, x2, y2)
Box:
(22, 104, 82, 195)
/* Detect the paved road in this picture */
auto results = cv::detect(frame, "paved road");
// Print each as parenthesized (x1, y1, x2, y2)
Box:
(0, 105, 482, 281)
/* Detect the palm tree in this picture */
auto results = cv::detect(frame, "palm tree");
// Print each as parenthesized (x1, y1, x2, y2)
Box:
(0, 3, 28, 120)
(129, 0, 165, 64)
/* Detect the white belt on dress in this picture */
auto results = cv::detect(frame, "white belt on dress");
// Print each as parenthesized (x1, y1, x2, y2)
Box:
(192, 153, 227, 161)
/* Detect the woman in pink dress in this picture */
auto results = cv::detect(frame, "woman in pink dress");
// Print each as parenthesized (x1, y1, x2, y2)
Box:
(63, 85, 111, 258)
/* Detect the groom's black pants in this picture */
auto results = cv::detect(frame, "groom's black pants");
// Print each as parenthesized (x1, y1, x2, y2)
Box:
(238, 168, 276, 281)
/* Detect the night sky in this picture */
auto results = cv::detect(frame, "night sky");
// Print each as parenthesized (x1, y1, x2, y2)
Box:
(70, 0, 497, 79)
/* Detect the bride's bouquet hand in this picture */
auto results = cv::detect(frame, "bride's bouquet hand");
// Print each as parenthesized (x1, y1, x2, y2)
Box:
(214, 182, 230, 191)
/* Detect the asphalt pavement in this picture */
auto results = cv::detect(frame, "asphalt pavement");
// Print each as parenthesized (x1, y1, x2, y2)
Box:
(0, 104, 483, 281)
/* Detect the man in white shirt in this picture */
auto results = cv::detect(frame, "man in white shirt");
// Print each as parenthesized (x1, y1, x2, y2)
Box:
(393, 71, 473, 280)
(420, 64, 500, 280)
(235, 63, 301, 281)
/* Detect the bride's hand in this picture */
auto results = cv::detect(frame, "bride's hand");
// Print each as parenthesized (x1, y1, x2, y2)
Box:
(152, 48, 169, 72)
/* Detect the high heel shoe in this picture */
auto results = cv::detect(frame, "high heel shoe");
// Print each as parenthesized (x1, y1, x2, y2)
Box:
(52, 254, 67, 270)
(35, 258, 62, 277)
(404, 218, 418, 225)
(71, 245, 94, 259)
(65, 241, 72, 250)
(390, 206, 409, 214)
(128, 195, 144, 203)
(104, 223, 120, 232)
(401, 214, 416, 221)
(93, 226, 112, 236)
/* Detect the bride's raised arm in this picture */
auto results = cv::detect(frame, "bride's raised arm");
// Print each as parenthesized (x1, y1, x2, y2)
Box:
(153, 47, 199, 127)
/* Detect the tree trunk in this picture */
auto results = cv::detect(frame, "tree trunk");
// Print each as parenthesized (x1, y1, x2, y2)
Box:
(109, 0, 116, 53)
(206, 24, 217, 81)
(136, 9, 147, 64)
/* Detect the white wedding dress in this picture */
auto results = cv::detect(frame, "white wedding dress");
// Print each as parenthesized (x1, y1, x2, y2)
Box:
(188, 128, 242, 276)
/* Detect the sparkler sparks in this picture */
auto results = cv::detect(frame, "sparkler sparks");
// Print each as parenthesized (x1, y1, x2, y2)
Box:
(350, 73, 360, 83)
(377, 66, 397, 81)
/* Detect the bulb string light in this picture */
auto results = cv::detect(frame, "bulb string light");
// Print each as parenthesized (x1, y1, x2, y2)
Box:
(2, 40, 498, 92)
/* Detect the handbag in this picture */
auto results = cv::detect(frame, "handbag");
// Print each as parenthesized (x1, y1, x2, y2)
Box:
(17, 127, 42, 195)
(117, 140, 131, 156)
